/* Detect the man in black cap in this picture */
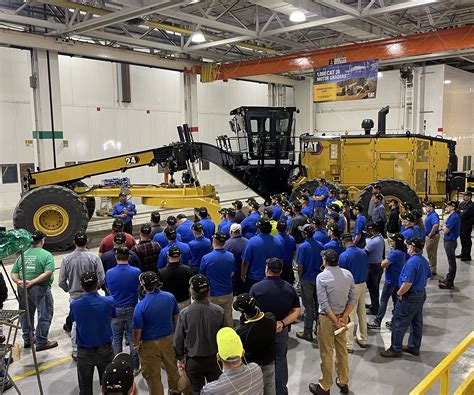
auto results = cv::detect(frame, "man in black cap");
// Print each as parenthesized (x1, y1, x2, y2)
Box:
(352, 203, 367, 248)
(262, 207, 278, 236)
(288, 201, 308, 244)
(224, 223, 249, 295)
(71, 271, 115, 394)
(150, 210, 163, 238)
(11, 230, 58, 351)
(198, 207, 216, 240)
(387, 199, 401, 234)
(232, 200, 246, 224)
(271, 194, 284, 220)
(188, 223, 212, 275)
(112, 192, 136, 235)
(59, 232, 105, 359)
(160, 247, 193, 310)
(156, 228, 191, 269)
(364, 222, 385, 315)
(372, 194, 387, 237)
(458, 191, 473, 261)
(133, 271, 180, 394)
(101, 353, 136, 395)
(300, 195, 313, 219)
(101, 233, 141, 274)
(250, 258, 300, 395)
(200, 232, 235, 327)
(274, 220, 296, 285)
(174, 274, 225, 394)
(99, 219, 136, 256)
(367, 183, 382, 220)
(176, 213, 195, 243)
(234, 293, 277, 395)
(381, 238, 431, 358)
(153, 216, 182, 248)
(131, 224, 161, 273)
(423, 201, 440, 275)
(241, 200, 261, 239)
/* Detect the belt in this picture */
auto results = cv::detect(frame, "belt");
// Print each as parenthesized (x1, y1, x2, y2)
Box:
(319, 312, 344, 317)
(78, 342, 111, 351)
(405, 289, 426, 296)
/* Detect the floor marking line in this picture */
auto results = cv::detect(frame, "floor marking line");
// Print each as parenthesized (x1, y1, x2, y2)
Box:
(12, 356, 72, 382)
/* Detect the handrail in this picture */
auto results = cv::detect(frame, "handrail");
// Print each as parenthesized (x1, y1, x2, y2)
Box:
(410, 331, 474, 395)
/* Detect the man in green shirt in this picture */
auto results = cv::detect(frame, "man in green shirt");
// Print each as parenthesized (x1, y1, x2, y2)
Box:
(11, 231, 58, 351)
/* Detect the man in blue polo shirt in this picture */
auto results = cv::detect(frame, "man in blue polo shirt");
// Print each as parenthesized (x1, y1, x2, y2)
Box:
(217, 208, 234, 239)
(364, 222, 385, 316)
(133, 271, 180, 394)
(198, 207, 216, 240)
(423, 201, 440, 275)
(274, 219, 296, 285)
(200, 232, 235, 327)
(271, 195, 283, 221)
(241, 218, 284, 292)
(105, 247, 141, 373)
(300, 195, 313, 218)
(324, 224, 345, 257)
(325, 188, 337, 210)
(250, 259, 301, 395)
(176, 213, 194, 243)
(313, 179, 329, 220)
(296, 224, 324, 342)
(241, 200, 261, 239)
(311, 218, 330, 245)
(153, 216, 182, 248)
(224, 223, 248, 295)
(381, 238, 431, 358)
(156, 228, 191, 269)
(401, 212, 422, 241)
(439, 200, 461, 289)
(353, 203, 367, 248)
(188, 223, 212, 275)
(101, 233, 141, 274)
(339, 234, 368, 352)
(71, 272, 115, 395)
(112, 192, 136, 235)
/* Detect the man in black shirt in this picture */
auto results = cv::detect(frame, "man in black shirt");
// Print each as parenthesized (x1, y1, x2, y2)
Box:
(159, 247, 193, 310)
(150, 211, 163, 238)
(387, 199, 401, 234)
(288, 201, 308, 244)
(457, 192, 473, 261)
(232, 200, 246, 224)
(234, 293, 276, 395)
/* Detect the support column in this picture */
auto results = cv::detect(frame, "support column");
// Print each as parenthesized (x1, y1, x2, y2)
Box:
(268, 83, 287, 107)
(183, 72, 199, 132)
(30, 49, 64, 171)
(295, 77, 314, 134)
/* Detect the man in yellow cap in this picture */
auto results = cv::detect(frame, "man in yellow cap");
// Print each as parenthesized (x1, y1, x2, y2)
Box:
(200, 327, 264, 394)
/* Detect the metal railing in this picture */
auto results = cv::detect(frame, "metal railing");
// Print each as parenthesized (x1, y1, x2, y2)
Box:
(410, 331, 474, 395)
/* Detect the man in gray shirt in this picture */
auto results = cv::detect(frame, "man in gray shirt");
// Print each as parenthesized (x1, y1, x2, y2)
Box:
(174, 274, 224, 395)
(367, 183, 382, 220)
(310, 249, 355, 395)
(364, 222, 385, 315)
(58, 232, 105, 360)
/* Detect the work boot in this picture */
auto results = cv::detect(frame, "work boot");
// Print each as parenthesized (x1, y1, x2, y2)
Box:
(367, 321, 381, 329)
(36, 340, 58, 352)
(439, 280, 454, 289)
(296, 331, 313, 342)
(309, 383, 330, 394)
(336, 377, 349, 393)
(461, 257, 471, 261)
(402, 345, 420, 356)
(380, 348, 402, 358)
(455, 254, 463, 258)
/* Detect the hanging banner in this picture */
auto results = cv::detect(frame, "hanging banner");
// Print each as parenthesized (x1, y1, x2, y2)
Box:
(313, 60, 378, 102)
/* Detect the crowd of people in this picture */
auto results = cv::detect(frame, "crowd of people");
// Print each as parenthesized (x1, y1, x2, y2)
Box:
(8, 180, 473, 395)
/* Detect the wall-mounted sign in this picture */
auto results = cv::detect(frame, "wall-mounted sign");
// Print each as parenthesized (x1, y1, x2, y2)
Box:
(313, 60, 378, 102)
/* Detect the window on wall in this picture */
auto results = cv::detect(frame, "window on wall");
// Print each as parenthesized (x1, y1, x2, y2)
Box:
(2, 164, 18, 184)
(463, 156, 472, 171)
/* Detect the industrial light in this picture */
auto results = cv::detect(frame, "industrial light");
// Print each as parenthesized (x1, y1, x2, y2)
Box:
(191, 30, 206, 43)
(444, 80, 452, 85)
(290, 9, 306, 23)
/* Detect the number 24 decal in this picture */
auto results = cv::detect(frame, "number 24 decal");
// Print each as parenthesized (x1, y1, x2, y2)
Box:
(125, 156, 140, 165)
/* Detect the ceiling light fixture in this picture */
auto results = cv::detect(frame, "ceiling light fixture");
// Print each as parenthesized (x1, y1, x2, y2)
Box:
(191, 30, 206, 43)
(290, 8, 306, 23)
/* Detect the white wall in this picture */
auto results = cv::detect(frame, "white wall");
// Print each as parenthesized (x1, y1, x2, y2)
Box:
(0, 48, 34, 213)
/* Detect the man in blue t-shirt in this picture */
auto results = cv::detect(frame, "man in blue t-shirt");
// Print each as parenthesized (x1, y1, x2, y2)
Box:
(311, 218, 330, 245)
(71, 272, 115, 394)
(224, 223, 248, 295)
(241, 218, 284, 292)
(198, 207, 216, 240)
(339, 234, 369, 352)
(324, 224, 345, 257)
(271, 194, 283, 221)
(312, 178, 329, 220)
(176, 214, 195, 244)
(188, 223, 212, 275)
(423, 201, 440, 275)
(153, 216, 182, 248)
(200, 232, 235, 327)
(439, 200, 461, 289)
(133, 271, 180, 393)
(381, 238, 431, 358)
(295, 224, 323, 342)
(241, 201, 261, 239)
(105, 247, 141, 371)
(274, 220, 296, 285)
(156, 228, 191, 269)
(112, 192, 136, 235)
(353, 203, 367, 248)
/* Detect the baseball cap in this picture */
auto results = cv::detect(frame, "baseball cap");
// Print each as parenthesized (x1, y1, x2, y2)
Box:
(329, 188, 337, 194)
(31, 230, 45, 242)
(329, 203, 341, 212)
(216, 327, 244, 362)
(190, 274, 209, 293)
(301, 188, 311, 194)
(115, 246, 130, 257)
(218, 208, 227, 215)
(233, 293, 259, 317)
(328, 212, 340, 221)
(292, 201, 302, 210)
(321, 249, 338, 264)
(300, 223, 315, 236)
(366, 222, 380, 233)
(113, 232, 127, 245)
(139, 271, 160, 288)
(168, 246, 181, 258)
(388, 233, 405, 243)
(249, 201, 260, 210)
(319, 178, 326, 184)
(354, 203, 364, 212)
(372, 183, 381, 190)
(166, 216, 177, 226)
(213, 232, 227, 243)
(402, 201, 414, 210)
(389, 199, 399, 205)
(406, 237, 425, 249)
(151, 210, 161, 222)
(118, 192, 127, 197)
(311, 217, 323, 226)
(164, 227, 177, 240)
(232, 200, 243, 209)
(281, 192, 289, 197)
(226, 208, 236, 217)
(191, 222, 204, 232)
(339, 189, 349, 195)
(112, 218, 124, 230)
(246, 197, 257, 203)
(230, 223, 242, 234)
(74, 231, 87, 245)
(256, 218, 272, 233)
(300, 195, 309, 201)
(276, 219, 287, 233)
(140, 223, 152, 235)
(400, 212, 416, 222)
(284, 206, 294, 215)
(327, 223, 342, 235)
(446, 200, 459, 209)
(266, 258, 283, 273)
(263, 207, 273, 217)
(80, 271, 98, 286)
(423, 201, 435, 208)
(176, 213, 187, 220)
(198, 207, 208, 217)
(102, 353, 134, 395)
(374, 193, 384, 201)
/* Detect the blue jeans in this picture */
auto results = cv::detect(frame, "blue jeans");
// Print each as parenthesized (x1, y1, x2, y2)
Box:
(262, 363, 276, 395)
(18, 285, 54, 344)
(275, 327, 289, 395)
(300, 280, 318, 333)
(390, 290, 426, 353)
(111, 306, 139, 369)
(374, 283, 399, 325)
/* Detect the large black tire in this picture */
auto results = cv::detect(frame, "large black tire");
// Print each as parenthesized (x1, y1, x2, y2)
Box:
(13, 185, 89, 252)
(67, 181, 96, 220)
(291, 179, 339, 201)
(358, 179, 421, 215)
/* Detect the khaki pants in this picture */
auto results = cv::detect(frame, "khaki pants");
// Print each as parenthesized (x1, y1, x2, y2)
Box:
(425, 233, 440, 273)
(318, 315, 349, 391)
(139, 335, 180, 395)
(346, 282, 368, 349)
(209, 293, 234, 327)
(178, 299, 191, 310)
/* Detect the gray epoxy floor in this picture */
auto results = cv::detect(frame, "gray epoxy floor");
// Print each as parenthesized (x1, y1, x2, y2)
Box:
(3, 236, 473, 395)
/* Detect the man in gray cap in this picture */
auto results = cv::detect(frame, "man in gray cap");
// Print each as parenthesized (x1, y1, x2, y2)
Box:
(174, 274, 225, 394)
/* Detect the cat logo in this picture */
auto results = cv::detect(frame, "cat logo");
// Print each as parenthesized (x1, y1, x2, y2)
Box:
(125, 156, 140, 166)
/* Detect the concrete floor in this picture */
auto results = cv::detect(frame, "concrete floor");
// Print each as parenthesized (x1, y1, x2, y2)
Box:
(2, 193, 473, 394)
